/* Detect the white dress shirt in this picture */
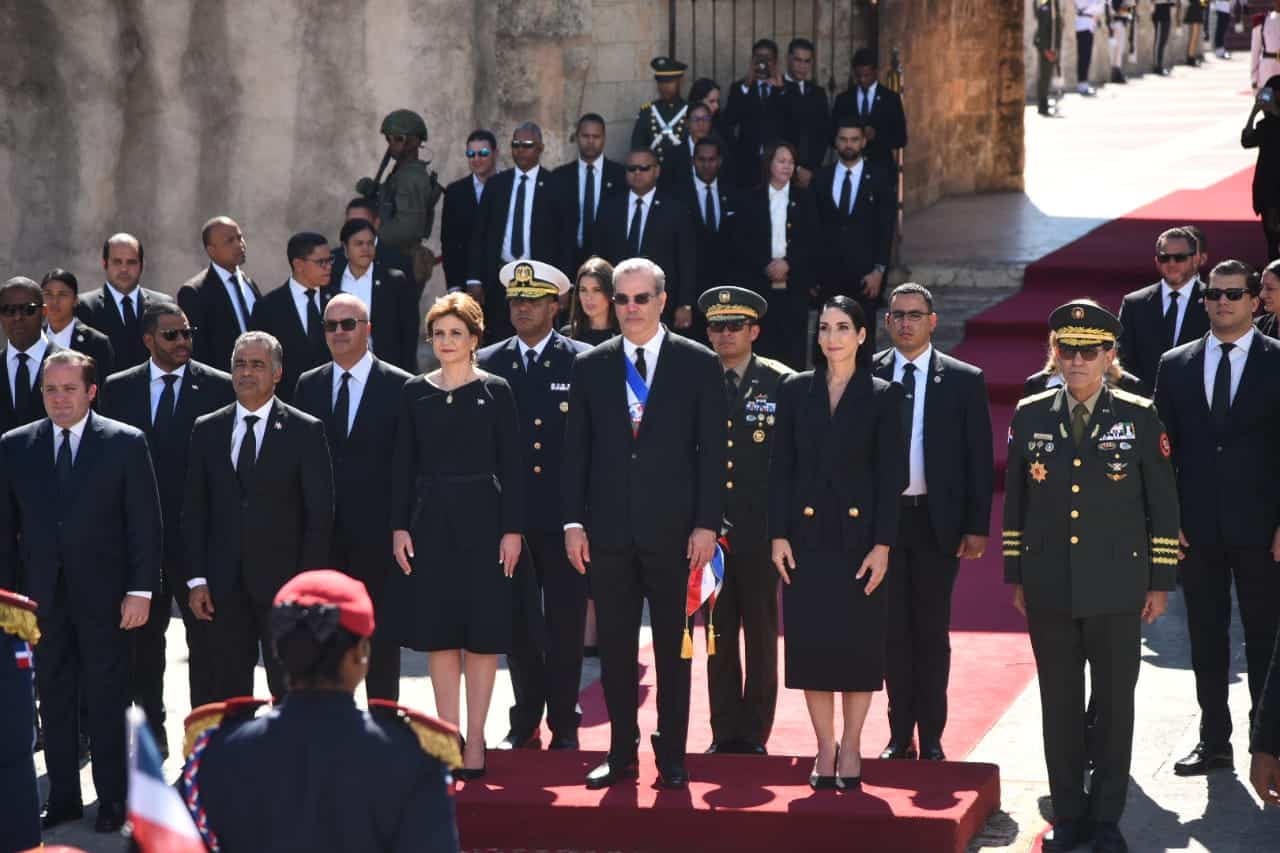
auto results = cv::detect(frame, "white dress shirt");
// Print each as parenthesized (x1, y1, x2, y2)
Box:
(45, 320, 76, 350)
(229, 398, 274, 468)
(149, 361, 186, 424)
(518, 331, 552, 367)
(857, 82, 878, 116)
(1203, 328, 1254, 407)
(697, 177, 721, 227)
(1160, 277, 1196, 344)
(288, 278, 322, 335)
(626, 188, 657, 249)
(472, 174, 486, 203)
(768, 184, 789, 260)
(894, 345, 932, 496)
(577, 158, 604, 247)
(212, 262, 255, 332)
(331, 350, 374, 435)
(106, 282, 141, 325)
(501, 165, 541, 262)
(6, 336, 48, 405)
(831, 159, 865, 213)
(338, 264, 376, 351)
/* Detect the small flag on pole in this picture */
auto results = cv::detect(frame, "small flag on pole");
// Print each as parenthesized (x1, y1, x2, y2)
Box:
(127, 706, 206, 852)
(682, 540, 726, 658)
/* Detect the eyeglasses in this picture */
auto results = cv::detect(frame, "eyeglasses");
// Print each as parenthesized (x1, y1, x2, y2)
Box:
(0, 303, 41, 317)
(465, 147, 492, 158)
(1056, 343, 1113, 362)
(1157, 252, 1191, 263)
(158, 328, 196, 342)
(888, 310, 930, 323)
(323, 318, 367, 332)
(690, 114, 713, 123)
(1203, 287, 1249, 301)
(510, 140, 539, 149)
(625, 164, 656, 173)
(306, 256, 335, 267)
(612, 292, 657, 306)
(709, 320, 748, 333)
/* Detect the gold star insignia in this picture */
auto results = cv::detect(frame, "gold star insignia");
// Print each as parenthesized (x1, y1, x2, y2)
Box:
(1030, 461, 1048, 483)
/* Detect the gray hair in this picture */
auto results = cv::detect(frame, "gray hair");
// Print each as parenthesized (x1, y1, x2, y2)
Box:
(613, 257, 666, 293)
(513, 121, 543, 143)
(232, 331, 284, 373)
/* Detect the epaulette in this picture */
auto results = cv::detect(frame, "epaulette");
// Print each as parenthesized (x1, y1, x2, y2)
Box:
(755, 355, 795, 376)
(369, 699, 463, 770)
(182, 697, 269, 759)
(1255, 13, 1266, 28)
(1015, 388, 1059, 410)
(1109, 388, 1153, 408)
(640, 101, 652, 111)
(0, 588, 40, 645)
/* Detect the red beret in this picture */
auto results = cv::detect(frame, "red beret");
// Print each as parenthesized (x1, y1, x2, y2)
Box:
(272, 570, 375, 638)
(0, 588, 37, 612)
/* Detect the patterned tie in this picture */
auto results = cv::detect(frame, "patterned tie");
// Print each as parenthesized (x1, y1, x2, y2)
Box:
(237, 414, 260, 484)
(1071, 403, 1089, 446)
(1164, 290, 1180, 348)
(1211, 342, 1234, 427)
(511, 174, 529, 258)
(13, 352, 30, 413)
(332, 372, 351, 443)
(56, 428, 73, 488)
(153, 374, 178, 436)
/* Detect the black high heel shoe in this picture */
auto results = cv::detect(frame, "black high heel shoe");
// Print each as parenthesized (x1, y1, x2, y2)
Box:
(837, 749, 862, 791)
(455, 742, 486, 781)
(809, 746, 838, 790)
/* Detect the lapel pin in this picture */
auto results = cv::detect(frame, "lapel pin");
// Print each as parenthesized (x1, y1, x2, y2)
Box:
(274, 421, 283, 430)
(933, 375, 941, 384)
(512, 361, 519, 369)
(477, 398, 486, 406)
(191, 384, 199, 391)
(543, 360, 550, 368)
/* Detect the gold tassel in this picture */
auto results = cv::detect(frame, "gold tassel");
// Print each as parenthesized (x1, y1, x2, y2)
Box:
(681, 626, 693, 659)
(706, 622, 717, 656)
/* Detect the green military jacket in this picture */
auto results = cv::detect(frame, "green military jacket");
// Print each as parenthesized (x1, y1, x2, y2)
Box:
(724, 354, 792, 553)
(378, 159, 437, 253)
(630, 98, 689, 165)
(1002, 386, 1179, 617)
(1033, 0, 1063, 53)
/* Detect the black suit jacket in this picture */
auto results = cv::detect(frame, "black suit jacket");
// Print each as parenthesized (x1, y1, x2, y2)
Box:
(99, 359, 235, 568)
(872, 348, 994, 552)
(331, 243, 413, 287)
(177, 266, 263, 373)
(830, 83, 908, 169)
(561, 331, 726, 554)
(50, 321, 115, 384)
(812, 162, 896, 300)
(1117, 279, 1210, 390)
(0, 412, 162, 619)
(74, 284, 169, 369)
(551, 158, 626, 269)
(721, 79, 793, 187)
(734, 184, 820, 298)
(441, 174, 485, 291)
(0, 344, 57, 434)
(673, 175, 741, 289)
(249, 282, 333, 403)
(1153, 332, 1280, 549)
(183, 399, 334, 605)
(591, 191, 699, 316)
(783, 79, 831, 172)
(327, 260, 419, 375)
(294, 358, 411, 596)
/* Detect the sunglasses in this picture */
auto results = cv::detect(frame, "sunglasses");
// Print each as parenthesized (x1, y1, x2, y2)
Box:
(0, 303, 41, 317)
(465, 147, 492, 158)
(612, 292, 657, 306)
(158, 328, 196, 342)
(510, 140, 539, 149)
(1157, 252, 1191, 263)
(625, 164, 656, 173)
(1056, 342, 1113, 362)
(323, 318, 367, 333)
(709, 320, 748, 333)
(1203, 287, 1249, 301)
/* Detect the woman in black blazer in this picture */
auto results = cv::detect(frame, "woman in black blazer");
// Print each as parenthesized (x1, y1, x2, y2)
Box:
(769, 296, 906, 790)
(561, 256, 618, 347)
(1022, 330, 1151, 398)
(734, 142, 819, 369)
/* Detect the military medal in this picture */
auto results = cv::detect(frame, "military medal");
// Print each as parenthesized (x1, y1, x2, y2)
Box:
(753, 429, 766, 444)
(559, 401, 569, 412)
(1030, 461, 1048, 483)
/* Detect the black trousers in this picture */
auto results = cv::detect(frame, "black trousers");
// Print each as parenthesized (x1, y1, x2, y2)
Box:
(1214, 11, 1230, 49)
(1027, 606, 1140, 824)
(705, 542, 779, 747)
(506, 530, 588, 739)
(1037, 51, 1055, 111)
(330, 544, 401, 701)
(207, 579, 286, 699)
(1181, 545, 1280, 747)
(1076, 30, 1095, 84)
(757, 286, 809, 370)
(885, 504, 960, 748)
(1153, 5, 1172, 68)
(131, 563, 220, 727)
(35, 574, 129, 806)
(592, 545, 690, 766)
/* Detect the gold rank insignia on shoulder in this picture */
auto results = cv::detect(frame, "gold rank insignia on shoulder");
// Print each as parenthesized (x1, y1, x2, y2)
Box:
(1029, 461, 1048, 483)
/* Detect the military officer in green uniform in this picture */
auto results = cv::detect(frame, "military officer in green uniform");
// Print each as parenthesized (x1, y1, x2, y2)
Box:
(1003, 301, 1179, 853)
(697, 286, 792, 755)
(631, 57, 690, 173)
(1033, 0, 1064, 116)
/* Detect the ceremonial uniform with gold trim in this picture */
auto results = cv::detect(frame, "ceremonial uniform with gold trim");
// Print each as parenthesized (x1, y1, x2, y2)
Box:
(631, 57, 690, 173)
(0, 589, 40, 853)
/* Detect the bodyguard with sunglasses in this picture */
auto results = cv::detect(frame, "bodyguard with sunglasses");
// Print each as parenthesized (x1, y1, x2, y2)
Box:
(441, 130, 498, 293)
(1004, 301, 1178, 853)
(0, 276, 57, 434)
(1154, 259, 1280, 779)
(100, 302, 234, 721)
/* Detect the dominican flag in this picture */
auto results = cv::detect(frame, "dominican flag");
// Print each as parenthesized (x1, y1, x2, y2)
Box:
(127, 706, 206, 852)
(13, 640, 33, 670)
(686, 542, 726, 618)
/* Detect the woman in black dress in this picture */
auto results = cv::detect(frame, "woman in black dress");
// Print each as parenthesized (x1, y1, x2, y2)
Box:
(561, 256, 618, 347)
(1257, 259, 1280, 337)
(389, 292, 523, 779)
(769, 296, 906, 790)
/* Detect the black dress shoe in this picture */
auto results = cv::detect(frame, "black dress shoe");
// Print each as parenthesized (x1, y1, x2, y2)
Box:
(454, 752, 487, 781)
(878, 741, 918, 760)
(919, 745, 946, 761)
(1092, 821, 1127, 853)
(809, 747, 838, 790)
(548, 735, 579, 750)
(94, 800, 126, 833)
(41, 800, 83, 829)
(704, 741, 728, 754)
(740, 741, 768, 755)
(585, 757, 638, 789)
(1042, 818, 1093, 852)
(496, 731, 540, 750)
(1173, 742, 1233, 776)
(657, 763, 688, 789)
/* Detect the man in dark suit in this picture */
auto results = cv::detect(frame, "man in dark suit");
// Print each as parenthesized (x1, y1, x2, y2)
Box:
(721, 38, 792, 188)
(183, 331, 334, 699)
(1, 276, 57, 433)
(177, 216, 262, 373)
(814, 117, 896, 355)
(249, 232, 335, 403)
(672, 137, 739, 290)
(592, 148, 698, 330)
(562, 257, 727, 789)
(330, 197, 416, 298)
(830, 48, 908, 174)
(1117, 226, 1210, 389)
(99, 301, 234, 721)
(477, 261, 590, 751)
(294, 294, 412, 700)
(783, 38, 831, 184)
(329, 217, 420, 374)
(467, 122, 574, 342)
(441, 130, 498, 292)
(553, 113, 626, 271)
(1154, 259, 1280, 778)
(74, 233, 168, 369)
(40, 269, 114, 383)
(0, 350, 162, 833)
(872, 284, 994, 762)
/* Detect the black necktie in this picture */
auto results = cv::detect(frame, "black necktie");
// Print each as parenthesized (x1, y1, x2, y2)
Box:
(759, 81, 769, 99)
(628, 198, 644, 255)
(56, 428, 73, 488)
(724, 368, 738, 403)
(861, 89, 870, 116)
(704, 184, 717, 232)
(237, 414, 259, 484)
(121, 293, 138, 336)
(306, 289, 325, 350)
(1071, 403, 1089, 446)
(582, 164, 596, 247)
(153, 374, 178, 435)
(511, 174, 528, 258)
(332, 372, 351, 443)
(839, 168, 853, 216)
(1212, 341, 1234, 426)
(634, 347, 648, 382)
(901, 363, 916, 448)
(13, 352, 30, 413)
(526, 348, 538, 373)
(229, 273, 252, 332)
(1164, 290, 1180, 347)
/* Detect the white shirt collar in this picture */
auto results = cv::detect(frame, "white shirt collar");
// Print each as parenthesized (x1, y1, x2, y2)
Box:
(628, 188, 657, 206)
(1211, 327, 1255, 354)
(289, 278, 321, 301)
(45, 321, 74, 348)
(11, 336, 48, 362)
(106, 282, 139, 308)
(149, 360, 187, 383)
(579, 156, 601, 171)
(518, 331, 554, 361)
(622, 325, 665, 358)
(861, 81, 879, 99)
(700, 176, 719, 193)
(211, 262, 239, 284)
(472, 174, 486, 195)
(1161, 276, 1196, 297)
(515, 164, 541, 182)
(56, 411, 91, 441)
(341, 263, 373, 287)
(234, 398, 275, 422)
(334, 350, 374, 384)
(768, 183, 790, 201)
(894, 344, 933, 374)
